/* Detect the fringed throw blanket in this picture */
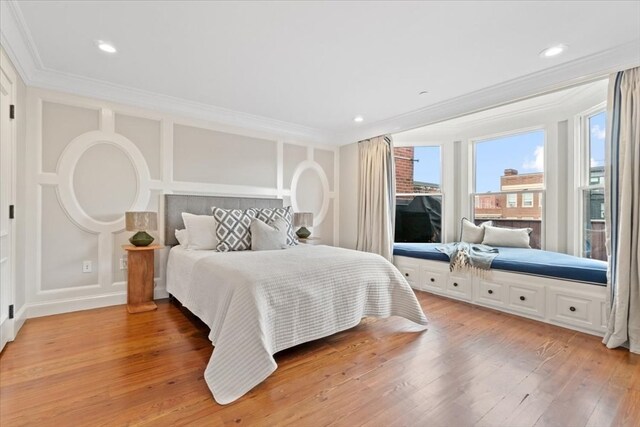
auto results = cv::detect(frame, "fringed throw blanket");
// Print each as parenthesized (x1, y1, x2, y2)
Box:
(437, 242, 499, 276)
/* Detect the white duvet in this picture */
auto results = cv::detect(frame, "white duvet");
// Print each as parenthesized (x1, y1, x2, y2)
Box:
(166, 244, 428, 404)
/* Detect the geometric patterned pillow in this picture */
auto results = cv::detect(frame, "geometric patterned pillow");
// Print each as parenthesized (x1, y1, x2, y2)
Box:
(212, 207, 257, 252)
(255, 206, 298, 246)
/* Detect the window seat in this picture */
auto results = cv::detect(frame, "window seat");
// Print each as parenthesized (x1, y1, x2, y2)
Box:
(393, 243, 607, 285)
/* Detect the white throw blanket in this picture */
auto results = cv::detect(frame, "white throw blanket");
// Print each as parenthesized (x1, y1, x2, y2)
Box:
(167, 245, 428, 404)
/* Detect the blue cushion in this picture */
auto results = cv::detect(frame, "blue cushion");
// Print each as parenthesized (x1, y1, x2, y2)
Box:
(393, 243, 607, 285)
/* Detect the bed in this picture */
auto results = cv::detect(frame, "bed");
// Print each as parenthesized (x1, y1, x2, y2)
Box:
(164, 195, 428, 404)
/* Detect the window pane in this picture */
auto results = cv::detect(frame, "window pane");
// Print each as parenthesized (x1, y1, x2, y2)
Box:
(475, 130, 545, 192)
(474, 130, 545, 248)
(394, 146, 441, 194)
(582, 188, 606, 260)
(589, 112, 606, 186)
(395, 195, 442, 243)
(473, 190, 543, 249)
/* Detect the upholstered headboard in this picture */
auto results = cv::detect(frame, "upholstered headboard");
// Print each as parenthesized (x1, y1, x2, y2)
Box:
(164, 194, 283, 246)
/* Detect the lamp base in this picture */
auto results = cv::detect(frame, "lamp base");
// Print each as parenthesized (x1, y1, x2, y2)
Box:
(129, 231, 154, 247)
(296, 227, 311, 239)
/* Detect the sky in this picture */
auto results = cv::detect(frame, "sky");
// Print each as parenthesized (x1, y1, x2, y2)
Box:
(590, 111, 606, 169)
(412, 146, 441, 185)
(410, 112, 605, 193)
(475, 129, 545, 193)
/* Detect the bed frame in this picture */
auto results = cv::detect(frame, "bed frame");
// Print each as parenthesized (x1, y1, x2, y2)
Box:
(164, 194, 283, 246)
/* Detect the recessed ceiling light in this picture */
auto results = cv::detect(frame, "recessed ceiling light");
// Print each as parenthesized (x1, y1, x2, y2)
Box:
(96, 40, 117, 54)
(354, 116, 364, 123)
(539, 44, 567, 58)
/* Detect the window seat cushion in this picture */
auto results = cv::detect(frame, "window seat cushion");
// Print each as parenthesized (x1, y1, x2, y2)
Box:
(393, 243, 607, 285)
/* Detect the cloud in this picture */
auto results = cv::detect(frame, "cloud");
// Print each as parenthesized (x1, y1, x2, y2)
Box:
(591, 124, 606, 140)
(522, 145, 544, 172)
(591, 157, 604, 168)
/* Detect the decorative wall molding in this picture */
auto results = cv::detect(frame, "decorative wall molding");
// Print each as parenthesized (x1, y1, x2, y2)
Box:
(24, 88, 340, 320)
(290, 160, 331, 227)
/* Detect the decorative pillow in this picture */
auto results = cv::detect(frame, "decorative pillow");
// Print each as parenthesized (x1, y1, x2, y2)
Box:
(250, 217, 289, 251)
(181, 213, 217, 250)
(255, 206, 297, 246)
(482, 224, 532, 248)
(175, 228, 189, 248)
(212, 207, 257, 252)
(460, 218, 492, 243)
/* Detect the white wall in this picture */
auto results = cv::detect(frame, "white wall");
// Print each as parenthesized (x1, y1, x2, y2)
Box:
(20, 87, 339, 319)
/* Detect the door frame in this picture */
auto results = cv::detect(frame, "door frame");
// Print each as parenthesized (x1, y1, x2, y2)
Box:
(0, 46, 18, 351)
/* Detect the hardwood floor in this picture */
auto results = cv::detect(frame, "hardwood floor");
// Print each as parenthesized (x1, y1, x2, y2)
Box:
(1, 292, 639, 427)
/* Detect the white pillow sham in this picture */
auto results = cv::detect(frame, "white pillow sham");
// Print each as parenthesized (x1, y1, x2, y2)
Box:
(181, 213, 218, 250)
(460, 218, 492, 244)
(481, 224, 532, 248)
(175, 228, 189, 248)
(250, 217, 289, 251)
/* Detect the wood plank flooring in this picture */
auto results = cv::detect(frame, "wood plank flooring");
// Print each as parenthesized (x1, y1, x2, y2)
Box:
(1, 292, 638, 427)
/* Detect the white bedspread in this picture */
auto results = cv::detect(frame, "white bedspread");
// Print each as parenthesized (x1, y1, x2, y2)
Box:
(166, 244, 428, 404)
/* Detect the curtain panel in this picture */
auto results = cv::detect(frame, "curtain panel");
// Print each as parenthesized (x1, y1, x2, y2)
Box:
(356, 135, 395, 261)
(603, 67, 640, 353)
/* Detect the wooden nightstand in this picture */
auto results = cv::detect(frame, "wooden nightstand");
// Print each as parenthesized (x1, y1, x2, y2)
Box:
(123, 244, 163, 314)
(298, 237, 322, 245)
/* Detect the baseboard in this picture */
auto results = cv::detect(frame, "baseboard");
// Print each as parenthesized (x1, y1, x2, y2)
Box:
(13, 304, 27, 335)
(25, 287, 170, 319)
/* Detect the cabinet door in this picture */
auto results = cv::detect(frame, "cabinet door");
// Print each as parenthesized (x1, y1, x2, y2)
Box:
(508, 283, 545, 318)
(445, 275, 472, 301)
(476, 279, 506, 308)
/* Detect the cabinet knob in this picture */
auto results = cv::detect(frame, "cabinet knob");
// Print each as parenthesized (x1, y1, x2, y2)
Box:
(519, 296, 526, 301)
(430, 278, 435, 282)
(488, 289, 494, 294)
(453, 282, 459, 287)
(569, 306, 576, 312)
(405, 273, 409, 277)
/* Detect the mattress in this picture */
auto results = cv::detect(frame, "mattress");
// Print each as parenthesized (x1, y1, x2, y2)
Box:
(393, 243, 608, 285)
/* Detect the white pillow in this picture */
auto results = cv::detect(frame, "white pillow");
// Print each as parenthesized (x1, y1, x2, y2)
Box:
(175, 229, 189, 248)
(460, 218, 492, 243)
(250, 217, 289, 251)
(181, 213, 217, 250)
(481, 224, 532, 248)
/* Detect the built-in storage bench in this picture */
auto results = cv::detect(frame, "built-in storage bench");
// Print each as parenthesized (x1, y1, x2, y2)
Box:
(394, 245, 608, 336)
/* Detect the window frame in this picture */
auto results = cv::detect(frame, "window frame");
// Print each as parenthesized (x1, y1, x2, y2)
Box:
(574, 103, 606, 259)
(507, 193, 518, 208)
(469, 126, 547, 249)
(523, 192, 534, 207)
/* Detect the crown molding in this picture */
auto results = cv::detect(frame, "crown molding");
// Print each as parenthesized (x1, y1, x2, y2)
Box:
(341, 40, 640, 145)
(0, 0, 334, 145)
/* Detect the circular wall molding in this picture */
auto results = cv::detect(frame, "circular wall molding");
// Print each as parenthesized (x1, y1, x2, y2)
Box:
(290, 160, 330, 226)
(57, 130, 151, 233)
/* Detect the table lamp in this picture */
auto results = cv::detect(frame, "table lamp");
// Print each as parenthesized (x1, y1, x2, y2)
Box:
(293, 212, 313, 239)
(125, 211, 157, 246)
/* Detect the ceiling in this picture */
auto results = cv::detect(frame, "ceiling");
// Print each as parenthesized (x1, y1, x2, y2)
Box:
(2, 1, 640, 144)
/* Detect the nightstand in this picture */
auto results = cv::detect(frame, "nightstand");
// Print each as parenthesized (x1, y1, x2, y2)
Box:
(123, 244, 163, 314)
(298, 237, 322, 245)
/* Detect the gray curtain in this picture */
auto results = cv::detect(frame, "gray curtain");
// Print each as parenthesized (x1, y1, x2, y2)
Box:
(356, 135, 395, 261)
(603, 67, 640, 353)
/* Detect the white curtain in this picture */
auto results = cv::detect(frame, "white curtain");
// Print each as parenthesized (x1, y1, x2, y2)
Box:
(356, 135, 395, 261)
(603, 67, 640, 353)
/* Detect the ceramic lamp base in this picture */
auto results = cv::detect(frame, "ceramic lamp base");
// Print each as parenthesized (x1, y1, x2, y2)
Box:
(129, 231, 154, 247)
(296, 227, 311, 239)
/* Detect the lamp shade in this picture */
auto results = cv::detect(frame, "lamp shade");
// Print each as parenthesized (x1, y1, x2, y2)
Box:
(125, 211, 157, 232)
(293, 212, 313, 227)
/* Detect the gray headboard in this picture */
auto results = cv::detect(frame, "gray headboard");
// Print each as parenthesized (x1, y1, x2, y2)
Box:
(164, 194, 283, 246)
